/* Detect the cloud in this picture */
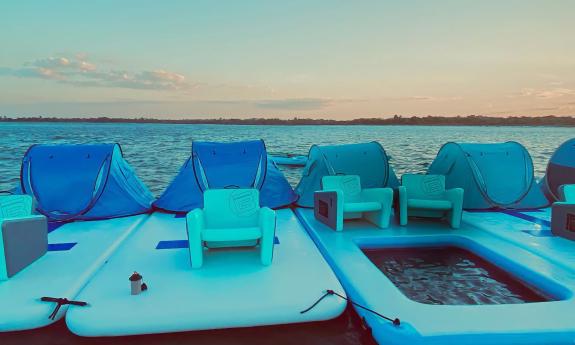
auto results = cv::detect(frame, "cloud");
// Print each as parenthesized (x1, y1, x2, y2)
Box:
(385, 95, 461, 102)
(519, 88, 575, 99)
(0, 54, 194, 91)
(253, 98, 334, 110)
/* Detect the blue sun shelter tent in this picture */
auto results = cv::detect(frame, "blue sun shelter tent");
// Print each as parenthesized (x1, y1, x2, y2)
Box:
(21, 144, 154, 221)
(153, 140, 297, 212)
(428, 142, 549, 210)
(541, 138, 575, 201)
(295, 142, 399, 207)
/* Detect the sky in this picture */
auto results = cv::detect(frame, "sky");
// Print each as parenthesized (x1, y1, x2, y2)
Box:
(0, 1, 574, 119)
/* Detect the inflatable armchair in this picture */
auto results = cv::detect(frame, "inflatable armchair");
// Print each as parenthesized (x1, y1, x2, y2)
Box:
(314, 175, 393, 231)
(398, 174, 463, 228)
(186, 189, 276, 268)
(551, 184, 575, 240)
(0, 195, 47, 280)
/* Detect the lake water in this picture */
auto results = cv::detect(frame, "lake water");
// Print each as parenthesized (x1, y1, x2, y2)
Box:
(0, 123, 573, 195)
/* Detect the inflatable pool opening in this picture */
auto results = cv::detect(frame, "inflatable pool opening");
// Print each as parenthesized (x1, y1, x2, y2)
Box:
(363, 245, 553, 305)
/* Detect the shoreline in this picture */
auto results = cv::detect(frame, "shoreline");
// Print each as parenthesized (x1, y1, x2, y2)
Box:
(1, 115, 575, 126)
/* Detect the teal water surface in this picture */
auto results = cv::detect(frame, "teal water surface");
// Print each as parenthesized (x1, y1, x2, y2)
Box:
(0, 123, 572, 194)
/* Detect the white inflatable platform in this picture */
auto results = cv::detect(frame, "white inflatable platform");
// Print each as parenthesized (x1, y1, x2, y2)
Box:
(0, 215, 147, 332)
(66, 209, 346, 336)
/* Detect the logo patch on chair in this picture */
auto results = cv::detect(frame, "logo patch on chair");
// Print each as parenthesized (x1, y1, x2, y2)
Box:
(229, 190, 259, 217)
(341, 176, 361, 197)
(421, 176, 443, 196)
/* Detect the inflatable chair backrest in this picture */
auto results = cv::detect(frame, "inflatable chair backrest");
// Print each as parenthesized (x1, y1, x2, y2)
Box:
(0, 195, 33, 219)
(402, 174, 446, 200)
(322, 175, 362, 203)
(203, 189, 260, 228)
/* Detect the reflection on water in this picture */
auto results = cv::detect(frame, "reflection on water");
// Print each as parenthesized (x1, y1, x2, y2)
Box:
(0, 123, 572, 195)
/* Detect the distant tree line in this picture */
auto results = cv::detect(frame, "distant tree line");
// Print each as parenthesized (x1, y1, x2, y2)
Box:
(0, 115, 574, 126)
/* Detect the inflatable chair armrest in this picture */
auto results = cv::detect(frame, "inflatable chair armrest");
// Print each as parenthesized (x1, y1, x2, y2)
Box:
(1, 215, 47, 280)
(314, 190, 343, 230)
(0, 214, 46, 223)
(360, 188, 393, 206)
(444, 188, 464, 206)
(398, 186, 407, 205)
(186, 209, 205, 232)
(320, 189, 344, 203)
(551, 203, 575, 241)
(258, 207, 276, 231)
(559, 184, 575, 203)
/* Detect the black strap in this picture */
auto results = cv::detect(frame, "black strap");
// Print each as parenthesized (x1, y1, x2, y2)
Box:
(300, 289, 400, 326)
(40, 297, 88, 320)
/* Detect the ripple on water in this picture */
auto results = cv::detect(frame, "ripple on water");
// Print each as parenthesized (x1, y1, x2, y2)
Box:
(0, 123, 572, 195)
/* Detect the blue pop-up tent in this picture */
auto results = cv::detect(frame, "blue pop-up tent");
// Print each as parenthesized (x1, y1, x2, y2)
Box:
(428, 142, 549, 210)
(295, 142, 400, 207)
(21, 144, 154, 221)
(153, 140, 297, 212)
(541, 138, 575, 201)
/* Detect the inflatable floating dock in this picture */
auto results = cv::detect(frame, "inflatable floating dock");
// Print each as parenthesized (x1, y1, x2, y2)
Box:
(0, 213, 147, 332)
(1, 138, 575, 345)
(291, 141, 575, 344)
(296, 207, 575, 344)
(65, 140, 344, 336)
(1, 143, 153, 332)
(66, 209, 345, 336)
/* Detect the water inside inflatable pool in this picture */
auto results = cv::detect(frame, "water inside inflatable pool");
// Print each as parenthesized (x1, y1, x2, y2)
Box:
(363, 246, 552, 305)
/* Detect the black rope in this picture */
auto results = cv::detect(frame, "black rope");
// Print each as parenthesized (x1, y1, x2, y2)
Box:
(300, 290, 400, 326)
(40, 297, 88, 320)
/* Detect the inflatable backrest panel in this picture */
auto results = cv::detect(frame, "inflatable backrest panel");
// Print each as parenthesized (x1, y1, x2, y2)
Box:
(0, 195, 33, 218)
(203, 189, 260, 228)
(322, 175, 362, 202)
(402, 174, 445, 199)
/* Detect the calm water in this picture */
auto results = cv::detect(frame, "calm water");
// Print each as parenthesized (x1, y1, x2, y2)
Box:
(363, 246, 551, 305)
(0, 123, 573, 195)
